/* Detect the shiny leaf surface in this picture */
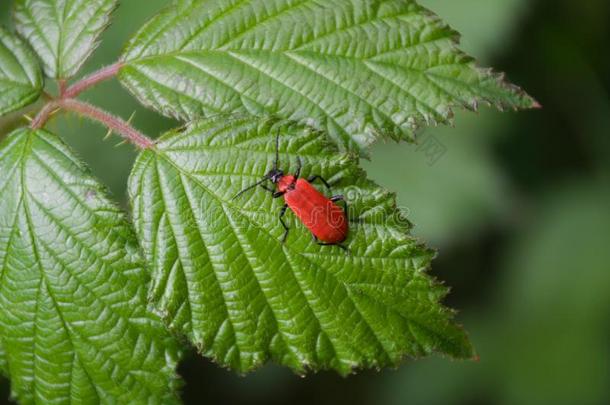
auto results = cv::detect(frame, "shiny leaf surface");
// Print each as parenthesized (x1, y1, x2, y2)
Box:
(0, 128, 181, 404)
(119, 0, 536, 151)
(14, 0, 117, 78)
(129, 115, 474, 375)
(0, 27, 43, 116)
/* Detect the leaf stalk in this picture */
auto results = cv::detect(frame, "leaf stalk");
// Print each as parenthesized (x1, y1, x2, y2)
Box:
(56, 99, 154, 149)
(62, 62, 124, 98)
(29, 62, 155, 149)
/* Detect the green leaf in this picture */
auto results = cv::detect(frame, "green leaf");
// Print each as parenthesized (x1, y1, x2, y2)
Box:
(14, 0, 117, 78)
(119, 0, 536, 151)
(129, 115, 474, 375)
(0, 128, 181, 403)
(0, 27, 43, 116)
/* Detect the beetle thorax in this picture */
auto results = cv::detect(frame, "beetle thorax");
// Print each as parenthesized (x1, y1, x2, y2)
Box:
(277, 175, 296, 193)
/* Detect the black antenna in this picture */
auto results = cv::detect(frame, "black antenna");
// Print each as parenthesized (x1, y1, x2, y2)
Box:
(233, 129, 281, 200)
(274, 128, 280, 170)
(233, 177, 270, 200)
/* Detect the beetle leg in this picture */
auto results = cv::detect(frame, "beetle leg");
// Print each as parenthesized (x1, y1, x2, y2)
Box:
(273, 191, 285, 199)
(279, 204, 290, 243)
(294, 157, 303, 181)
(260, 184, 275, 193)
(308, 175, 333, 193)
(331, 194, 348, 217)
(289, 157, 302, 190)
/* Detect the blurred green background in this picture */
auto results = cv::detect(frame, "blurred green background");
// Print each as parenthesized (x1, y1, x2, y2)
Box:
(1, 0, 609, 404)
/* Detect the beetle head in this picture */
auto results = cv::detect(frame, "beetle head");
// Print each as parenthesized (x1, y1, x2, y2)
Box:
(267, 169, 284, 183)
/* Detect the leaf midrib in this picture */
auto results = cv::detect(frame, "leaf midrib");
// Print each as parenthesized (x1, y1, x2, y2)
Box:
(123, 45, 473, 129)
(20, 132, 58, 401)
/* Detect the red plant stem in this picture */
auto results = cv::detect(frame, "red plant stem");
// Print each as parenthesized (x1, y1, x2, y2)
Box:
(62, 62, 124, 98)
(31, 99, 155, 150)
(30, 101, 61, 129)
(58, 79, 67, 95)
(29, 61, 153, 149)
(60, 99, 155, 149)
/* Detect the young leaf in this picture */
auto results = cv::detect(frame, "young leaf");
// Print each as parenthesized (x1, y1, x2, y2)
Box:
(13, 0, 117, 78)
(0, 27, 43, 116)
(119, 0, 536, 151)
(0, 129, 181, 403)
(129, 115, 474, 375)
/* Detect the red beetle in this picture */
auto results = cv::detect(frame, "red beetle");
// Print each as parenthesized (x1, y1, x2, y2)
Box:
(234, 134, 349, 250)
